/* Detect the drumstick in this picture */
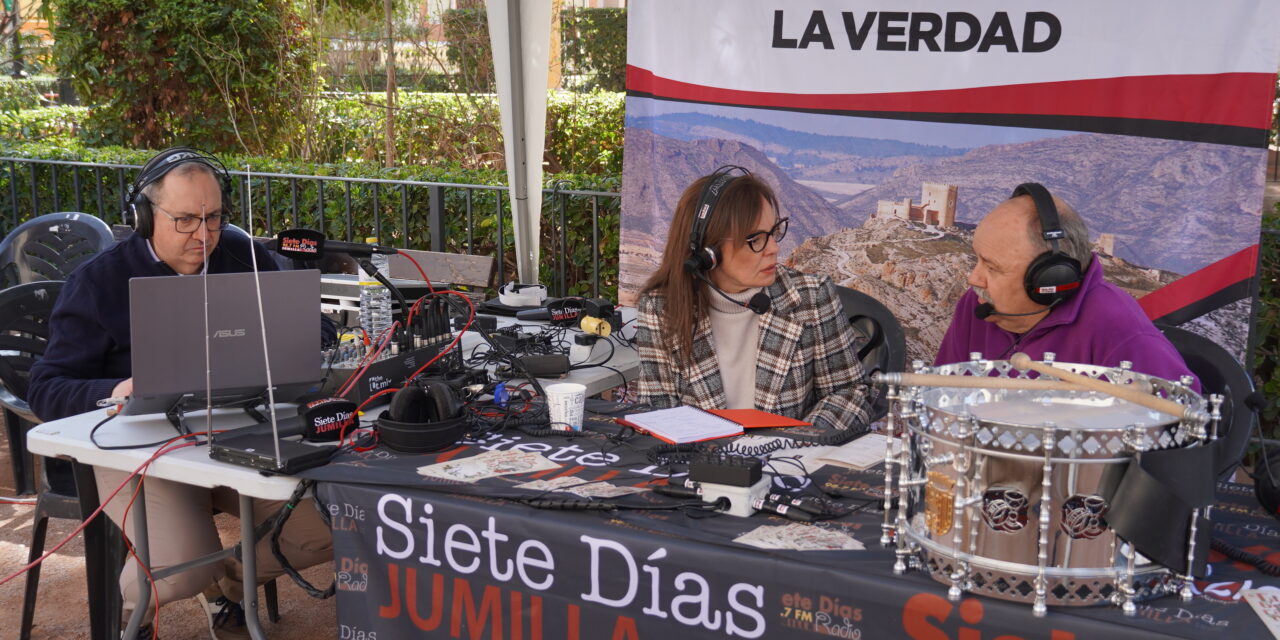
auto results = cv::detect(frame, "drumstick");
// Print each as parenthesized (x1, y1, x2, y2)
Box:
(1008, 352, 1192, 420)
(874, 371, 1087, 392)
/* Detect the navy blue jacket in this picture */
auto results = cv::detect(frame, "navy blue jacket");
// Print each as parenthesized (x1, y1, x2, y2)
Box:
(29, 232, 331, 421)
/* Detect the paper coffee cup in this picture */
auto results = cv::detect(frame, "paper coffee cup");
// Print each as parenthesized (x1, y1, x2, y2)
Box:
(545, 382, 587, 431)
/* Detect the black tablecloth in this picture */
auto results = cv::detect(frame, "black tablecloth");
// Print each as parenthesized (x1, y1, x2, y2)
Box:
(301, 411, 1280, 639)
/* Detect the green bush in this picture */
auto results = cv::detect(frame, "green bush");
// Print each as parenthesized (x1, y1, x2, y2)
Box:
(11, 90, 625, 175)
(51, 0, 318, 155)
(0, 76, 58, 112)
(309, 90, 624, 174)
(0, 106, 88, 140)
(327, 71, 455, 94)
(0, 140, 621, 298)
(561, 8, 627, 92)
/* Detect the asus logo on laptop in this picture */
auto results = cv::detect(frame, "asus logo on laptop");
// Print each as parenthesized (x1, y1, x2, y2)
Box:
(212, 329, 247, 338)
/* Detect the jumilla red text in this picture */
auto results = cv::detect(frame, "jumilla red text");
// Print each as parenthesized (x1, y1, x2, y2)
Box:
(902, 593, 1076, 640)
(378, 565, 642, 640)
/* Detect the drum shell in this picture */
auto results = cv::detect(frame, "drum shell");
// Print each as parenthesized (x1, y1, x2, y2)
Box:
(889, 360, 1205, 606)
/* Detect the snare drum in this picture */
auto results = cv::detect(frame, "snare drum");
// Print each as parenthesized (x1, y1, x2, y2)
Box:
(880, 356, 1211, 615)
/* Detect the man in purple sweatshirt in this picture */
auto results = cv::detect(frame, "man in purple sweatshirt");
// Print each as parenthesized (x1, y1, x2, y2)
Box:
(934, 182, 1195, 388)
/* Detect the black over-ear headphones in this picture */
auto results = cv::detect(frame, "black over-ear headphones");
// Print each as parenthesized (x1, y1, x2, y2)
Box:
(1011, 182, 1083, 306)
(682, 165, 750, 273)
(376, 382, 468, 454)
(124, 146, 234, 239)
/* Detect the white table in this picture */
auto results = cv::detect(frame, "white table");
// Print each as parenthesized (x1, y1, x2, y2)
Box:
(458, 307, 640, 398)
(27, 407, 312, 640)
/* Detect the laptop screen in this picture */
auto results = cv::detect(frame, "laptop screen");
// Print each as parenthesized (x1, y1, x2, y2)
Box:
(124, 269, 322, 415)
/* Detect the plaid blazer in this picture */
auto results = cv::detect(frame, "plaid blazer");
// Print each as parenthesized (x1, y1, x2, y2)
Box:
(635, 267, 874, 433)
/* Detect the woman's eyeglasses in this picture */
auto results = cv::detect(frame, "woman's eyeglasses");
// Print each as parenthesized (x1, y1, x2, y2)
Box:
(744, 217, 789, 253)
(153, 204, 229, 234)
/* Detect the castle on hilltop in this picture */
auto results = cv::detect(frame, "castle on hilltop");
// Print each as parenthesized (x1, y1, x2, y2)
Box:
(874, 183, 957, 228)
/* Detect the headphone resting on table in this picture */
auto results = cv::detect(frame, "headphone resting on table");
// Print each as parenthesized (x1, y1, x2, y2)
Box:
(1011, 182, 1082, 306)
(376, 383, 468, 454)
(124, 146, 235, 239)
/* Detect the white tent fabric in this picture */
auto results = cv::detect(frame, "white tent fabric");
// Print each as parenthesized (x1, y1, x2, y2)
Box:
(486, 0, 552, 285)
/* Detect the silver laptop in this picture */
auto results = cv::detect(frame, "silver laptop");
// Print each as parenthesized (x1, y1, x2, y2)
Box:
(122, 269, 322, 415)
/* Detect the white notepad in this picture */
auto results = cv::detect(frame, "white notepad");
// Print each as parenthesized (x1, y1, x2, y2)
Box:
(622, 406, 744, 443)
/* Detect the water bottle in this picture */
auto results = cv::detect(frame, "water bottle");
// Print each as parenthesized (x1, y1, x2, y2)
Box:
(358, 237, 392, 341)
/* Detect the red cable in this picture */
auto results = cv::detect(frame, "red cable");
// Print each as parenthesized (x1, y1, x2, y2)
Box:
(336, 289, 476, 448)
(336, 320, 400, 398)
(399, 251, 435, 293)
(0, 429, 234, 639)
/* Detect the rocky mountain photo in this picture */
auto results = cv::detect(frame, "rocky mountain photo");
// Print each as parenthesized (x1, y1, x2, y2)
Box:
(621, 114, 1261, 363)
(833, 133, 1265, 275)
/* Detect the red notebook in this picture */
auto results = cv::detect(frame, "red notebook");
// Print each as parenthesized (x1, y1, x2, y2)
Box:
(707, 409, 810, 429)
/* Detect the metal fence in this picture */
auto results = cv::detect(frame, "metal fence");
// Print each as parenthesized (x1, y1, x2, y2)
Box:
(0, 157, 621, 298)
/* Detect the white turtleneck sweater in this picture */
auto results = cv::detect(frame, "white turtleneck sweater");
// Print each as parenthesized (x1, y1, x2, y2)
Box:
(706, 287, 763, 409)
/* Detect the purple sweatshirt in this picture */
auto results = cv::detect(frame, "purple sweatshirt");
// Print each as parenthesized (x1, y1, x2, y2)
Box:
(934, 256, 1198, 390)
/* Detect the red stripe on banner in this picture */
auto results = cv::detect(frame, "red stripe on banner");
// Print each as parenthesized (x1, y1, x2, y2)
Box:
(1137, 245, 1259, 320)
(526, 466, 560, 479)
(595, 470, 620, 483)
(627, 67, 1277, 130)
(434, 445, 469, 462)
(552, 465, 586, 480)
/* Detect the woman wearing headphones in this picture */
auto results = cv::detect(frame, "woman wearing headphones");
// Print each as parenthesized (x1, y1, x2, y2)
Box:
(633, 168, 875, 435)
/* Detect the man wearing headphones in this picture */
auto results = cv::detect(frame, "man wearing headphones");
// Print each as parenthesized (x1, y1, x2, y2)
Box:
(934, 183, 1194, 386)
(29, 148, 332, 639)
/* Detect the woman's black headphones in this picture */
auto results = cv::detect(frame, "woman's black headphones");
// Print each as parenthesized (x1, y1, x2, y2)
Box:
(682, 165, 751, 273)
(124, 147, 234, 239)
(1012, 182, 1083, 306)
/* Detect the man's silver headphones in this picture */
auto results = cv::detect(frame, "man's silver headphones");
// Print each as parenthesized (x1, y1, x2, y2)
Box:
(498, 281, 547, 307)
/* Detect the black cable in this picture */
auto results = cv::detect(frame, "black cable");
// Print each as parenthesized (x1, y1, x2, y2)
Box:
(716, 437, 818, 458)
(1211, 537, 1280, 576)
(518, 495, 727, 513)
(269, 479, 336, 599)
(90, 411, 213, 450)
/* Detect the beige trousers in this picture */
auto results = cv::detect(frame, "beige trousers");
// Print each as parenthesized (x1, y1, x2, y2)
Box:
(94, 466, 333, 616)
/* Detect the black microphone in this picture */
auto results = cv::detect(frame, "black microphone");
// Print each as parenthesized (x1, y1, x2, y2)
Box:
(694, 271, 771, 315)
(974, 302, 1050, 320)
(276, 228, 409, 328)
(515, 297, 584, 326)
(275, 228, 399, 262)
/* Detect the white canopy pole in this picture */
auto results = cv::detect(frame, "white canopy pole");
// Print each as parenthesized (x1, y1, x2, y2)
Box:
(487, 0, 552, 285)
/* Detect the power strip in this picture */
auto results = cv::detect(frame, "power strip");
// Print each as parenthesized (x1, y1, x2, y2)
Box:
(700, 477, 771, 517)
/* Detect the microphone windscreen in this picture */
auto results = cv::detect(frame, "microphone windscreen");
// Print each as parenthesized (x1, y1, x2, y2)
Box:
(276, 228, 325, 261)
(747, 292, 771, 315)
(515, 308, 551, 321)
(974, 303, 995, 320)
(298, 396, 358, 442)
(545, 298, 585, 327)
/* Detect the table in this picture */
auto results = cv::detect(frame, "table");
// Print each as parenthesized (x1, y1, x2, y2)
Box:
(27, 407, 316, 640)
(300, 412, 1280, 640)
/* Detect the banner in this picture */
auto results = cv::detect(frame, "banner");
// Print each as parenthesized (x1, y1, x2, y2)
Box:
(321, 479, 1280, 639)
(620, 0, 1280, 362)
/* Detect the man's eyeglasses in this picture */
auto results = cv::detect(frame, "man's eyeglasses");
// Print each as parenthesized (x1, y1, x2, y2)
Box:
(744, 217, 789, 253)
(153, 204, 228, 234)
